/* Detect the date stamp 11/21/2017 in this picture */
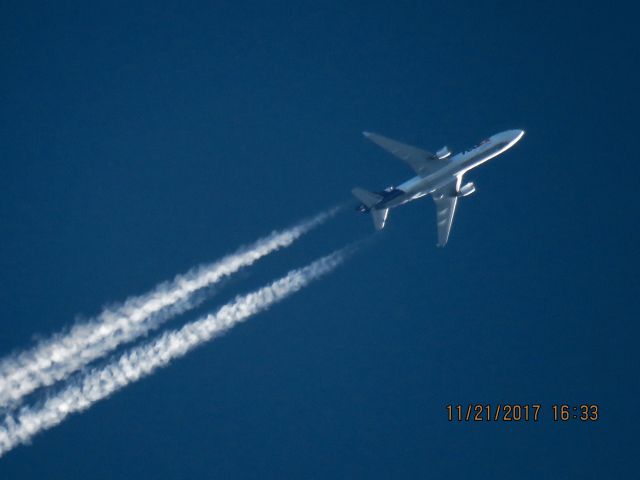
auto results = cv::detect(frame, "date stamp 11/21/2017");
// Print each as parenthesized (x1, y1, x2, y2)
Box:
(446, 404, 599, 422)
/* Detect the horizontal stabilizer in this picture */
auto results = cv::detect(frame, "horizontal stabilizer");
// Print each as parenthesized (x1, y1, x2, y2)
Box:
(351, 187, 382, 208)
(371, 208, 389, 230)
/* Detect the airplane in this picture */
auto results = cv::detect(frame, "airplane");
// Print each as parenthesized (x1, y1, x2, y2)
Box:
(352, 129, 525, 246)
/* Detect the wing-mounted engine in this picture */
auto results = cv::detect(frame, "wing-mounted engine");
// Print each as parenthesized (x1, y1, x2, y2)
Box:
(457, 182, 476, 197)
(436, 146, 452, 159)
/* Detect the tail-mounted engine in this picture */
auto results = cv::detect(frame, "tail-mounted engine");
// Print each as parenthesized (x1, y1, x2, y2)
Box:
(457, 182, 476, 197)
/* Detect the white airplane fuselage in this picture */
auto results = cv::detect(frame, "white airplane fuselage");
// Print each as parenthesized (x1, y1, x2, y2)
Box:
(375, 129, 525, 210)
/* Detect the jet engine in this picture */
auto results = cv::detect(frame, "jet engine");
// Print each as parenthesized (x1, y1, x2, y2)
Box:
(457, 182, 476, 197)
(436, 146, 452, 159)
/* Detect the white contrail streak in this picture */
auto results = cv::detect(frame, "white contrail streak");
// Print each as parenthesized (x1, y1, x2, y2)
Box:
(0, 207, 339, 407)
(0, 247, 350, 457)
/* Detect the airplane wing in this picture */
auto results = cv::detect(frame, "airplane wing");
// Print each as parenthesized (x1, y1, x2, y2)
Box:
(363, 131, 446, 176)
(431, 177, 461, 247)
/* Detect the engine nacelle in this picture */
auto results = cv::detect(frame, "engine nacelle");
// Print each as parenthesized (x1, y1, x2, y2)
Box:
(436, 146, 451, 159)
(458, 182, 476, 197)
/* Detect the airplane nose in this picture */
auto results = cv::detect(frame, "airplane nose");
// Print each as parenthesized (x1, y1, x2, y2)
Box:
(506, 129, 525, 144)
(493, 129, 525, 144)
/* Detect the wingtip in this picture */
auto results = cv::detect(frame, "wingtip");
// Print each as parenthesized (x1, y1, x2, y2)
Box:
(362, 131, 372, 138)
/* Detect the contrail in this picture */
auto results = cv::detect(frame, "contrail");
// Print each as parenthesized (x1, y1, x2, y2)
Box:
(0, 247, 351, 457)
(0, 207, 340, 407)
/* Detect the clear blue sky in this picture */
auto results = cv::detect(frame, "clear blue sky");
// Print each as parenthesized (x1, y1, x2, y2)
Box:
(1, 1, 637, 478)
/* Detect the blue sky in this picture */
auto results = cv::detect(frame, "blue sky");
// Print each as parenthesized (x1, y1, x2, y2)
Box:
(0, 1, 638, 478)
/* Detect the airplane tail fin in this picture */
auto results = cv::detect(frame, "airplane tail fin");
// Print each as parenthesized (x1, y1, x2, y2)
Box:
(351, 188, 389, 230)
(351, 187, 382, 208)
